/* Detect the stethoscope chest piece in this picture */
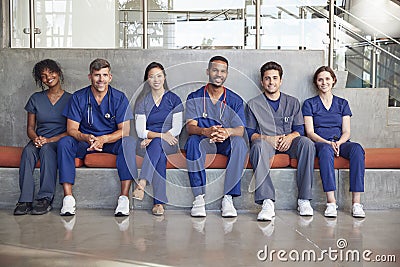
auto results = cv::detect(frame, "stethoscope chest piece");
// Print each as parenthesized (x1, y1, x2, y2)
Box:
(202, 112, 208, 118)
(105, 113, 111, 119)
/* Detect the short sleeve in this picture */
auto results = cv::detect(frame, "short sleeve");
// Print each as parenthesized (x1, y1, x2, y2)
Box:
(172, 93, 184, 113)
(135, 97, 145, 115)
(24, 94, 37, 114)
(185, 92, 198, 121)
(64, 93, 83, 123)
(115, 94, 134, 124)
(342, 99, 352, 117)
(245, 104, 259, 141)
(292, 98, 304, 126)
(302, 99, 313, 117)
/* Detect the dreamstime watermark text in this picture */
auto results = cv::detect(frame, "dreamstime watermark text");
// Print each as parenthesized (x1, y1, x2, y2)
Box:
(257, 238, 396, 263)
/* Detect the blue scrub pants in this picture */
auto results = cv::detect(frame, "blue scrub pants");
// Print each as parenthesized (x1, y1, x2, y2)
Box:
(185, 135, 247, 197)
(316, 141, 364, 192)
(250, 136, 315, 205)
(137, 137, 178, 205)
(18, 141, 58, 202)
(57, 136, 137, 184)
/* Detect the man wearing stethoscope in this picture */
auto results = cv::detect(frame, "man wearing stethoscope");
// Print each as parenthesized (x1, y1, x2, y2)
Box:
(185, 56, 247, 218)
(57, 58, 137, 217)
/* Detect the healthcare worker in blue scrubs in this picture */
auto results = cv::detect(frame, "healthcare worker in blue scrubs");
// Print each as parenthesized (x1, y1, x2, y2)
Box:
(14, 59, 72, 216)
(57, 58, 137, 217)
(134, 62, 183, 216)
(302, 66, 365, 218)
(185, 56, 247, 218)
(246, 61, 315, 221)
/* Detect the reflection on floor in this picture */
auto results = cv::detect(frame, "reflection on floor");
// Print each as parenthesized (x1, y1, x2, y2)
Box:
(0, 209, 399, 267)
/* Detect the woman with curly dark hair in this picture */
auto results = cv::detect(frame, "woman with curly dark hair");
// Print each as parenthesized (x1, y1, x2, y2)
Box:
(14, 59, 71, 216)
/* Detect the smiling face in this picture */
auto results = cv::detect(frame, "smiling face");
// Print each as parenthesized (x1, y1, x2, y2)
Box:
(261, 69, 282, 96)
(147, 67, 165, 91)
(207, 60, 228, 87)
(40, 68, 60, 89)
(315, 71, 335, 94)
(88, 67, 112, 93)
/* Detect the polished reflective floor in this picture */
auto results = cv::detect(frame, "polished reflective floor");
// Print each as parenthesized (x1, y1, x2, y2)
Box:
(0, 209, 399, 267)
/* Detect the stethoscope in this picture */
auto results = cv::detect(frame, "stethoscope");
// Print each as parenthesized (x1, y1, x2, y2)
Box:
(87, 89, 114, 127)
(202, 84, 227, 120)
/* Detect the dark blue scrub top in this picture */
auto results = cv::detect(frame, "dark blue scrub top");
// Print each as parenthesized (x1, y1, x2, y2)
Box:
(185, 86, 246, 128)
(63, 86, 133, 136)
(135, 90, 183, 133)
(302, 95, 352, 141)
(25, 90, 72, 138)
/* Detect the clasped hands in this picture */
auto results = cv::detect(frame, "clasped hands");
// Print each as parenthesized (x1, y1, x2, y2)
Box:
(265, 134, 293, 152)
(204, 125, 229, 143)
(33, 136, 49, 148)
(86, 134, 106, 152)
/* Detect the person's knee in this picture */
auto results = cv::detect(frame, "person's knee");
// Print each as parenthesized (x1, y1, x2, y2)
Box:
(39, 143, 56, 157)
(230, 136, 247, 151)
(297, 136, 315, 153)
(58, 136, 74, 149)
(251, 139, 273, 155)
(185, 135, 202, 150)
(350, 143, 365, 158)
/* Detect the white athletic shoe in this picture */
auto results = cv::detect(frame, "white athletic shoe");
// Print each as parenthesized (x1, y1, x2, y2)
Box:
(324, 203, 338, 217)
(297, 199, 314, 216)
(352, 203, 366, 218)
(191, 194, 206, 217)
(60, 195, 76, 216)
(257, 199, 275, 221)
(221, 195, 238, 217)
(115, 195, 130, 217)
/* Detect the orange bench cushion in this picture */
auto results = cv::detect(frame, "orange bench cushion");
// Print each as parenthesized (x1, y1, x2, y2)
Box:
(0, 146, 83, 168)
(83, 152, 291, 169)
(290, 148, 400, 169)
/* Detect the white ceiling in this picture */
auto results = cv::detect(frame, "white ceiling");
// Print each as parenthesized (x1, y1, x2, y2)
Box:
(349, 0, 400, 38)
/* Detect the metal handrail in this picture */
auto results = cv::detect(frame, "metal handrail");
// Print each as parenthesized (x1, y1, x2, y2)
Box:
(334, 4, 400, 47)
(307, 5, 400, 62)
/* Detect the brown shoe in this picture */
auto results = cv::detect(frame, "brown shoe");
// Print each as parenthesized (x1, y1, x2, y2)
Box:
(152, 204, 164, 216)
(132, 179, 146, 201)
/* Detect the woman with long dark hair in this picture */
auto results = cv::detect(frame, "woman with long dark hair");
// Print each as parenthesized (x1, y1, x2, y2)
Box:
(134, 62, 183, 215)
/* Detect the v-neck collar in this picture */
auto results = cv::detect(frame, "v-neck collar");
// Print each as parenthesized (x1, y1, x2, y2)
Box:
(318, 95, 334, 111)
(45, 90, 65, 107)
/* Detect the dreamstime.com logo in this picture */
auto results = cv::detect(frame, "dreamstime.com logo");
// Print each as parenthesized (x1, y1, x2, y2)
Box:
(257, 238, 397, 263)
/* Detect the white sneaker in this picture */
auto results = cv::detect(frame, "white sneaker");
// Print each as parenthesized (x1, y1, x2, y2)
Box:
(324, 203, 338, 217)
(257, 199, 275, 221)
(297, 199, 314, 216)
(352, 203, 366, 218)
(221, 195, 237, 217)
(60, 195, 76, 216)
(191, 194, 206, 217)
(115, 195, 130, 217)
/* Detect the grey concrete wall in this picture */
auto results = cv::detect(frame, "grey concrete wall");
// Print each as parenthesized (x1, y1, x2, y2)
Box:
(0, 48, 323, 146)
(0, 48, 398, 148)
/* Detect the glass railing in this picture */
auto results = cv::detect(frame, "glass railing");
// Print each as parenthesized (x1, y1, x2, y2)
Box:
(8, 0, 400, 105)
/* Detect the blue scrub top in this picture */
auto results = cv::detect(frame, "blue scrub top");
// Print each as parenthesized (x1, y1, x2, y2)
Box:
(302, 95, 352, 141)
(135, 90, 183, 133)
(63, 86, 134, 136)
(25, 90, 72, 138)
(185, 86, 246, 128)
